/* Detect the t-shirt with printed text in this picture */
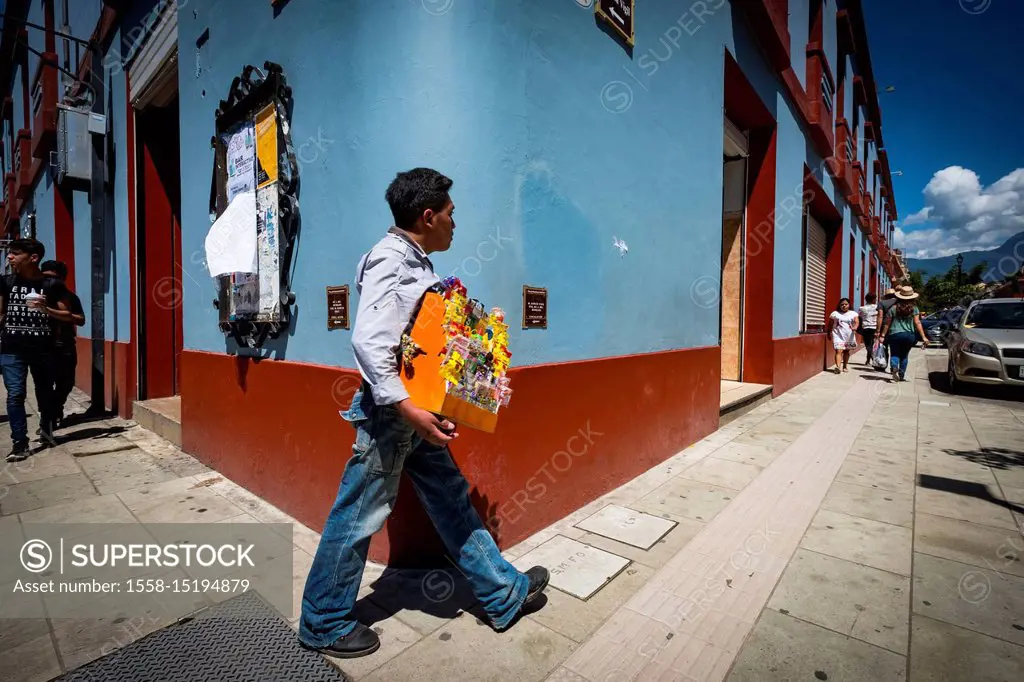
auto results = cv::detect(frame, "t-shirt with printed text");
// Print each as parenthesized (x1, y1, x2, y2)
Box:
(0, 275, 69, 355)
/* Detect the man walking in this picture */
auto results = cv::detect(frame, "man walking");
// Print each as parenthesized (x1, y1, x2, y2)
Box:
(857, 292, 879, 365)
(298, 168, 548, 659)
(40, 260, 85, 426)
(0, 240, 74, 461)
(876, 287, 898, 370)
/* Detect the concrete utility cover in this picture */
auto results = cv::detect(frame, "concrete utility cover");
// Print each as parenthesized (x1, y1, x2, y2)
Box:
(574, 504, 677, 550)
(513, 535, 630, 601)
(920, 400, 950, 407)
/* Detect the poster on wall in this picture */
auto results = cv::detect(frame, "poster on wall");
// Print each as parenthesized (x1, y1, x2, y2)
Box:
(256, 183, 281, 320)
(255, 103, 279, 189)
(225, 121, 256, 202)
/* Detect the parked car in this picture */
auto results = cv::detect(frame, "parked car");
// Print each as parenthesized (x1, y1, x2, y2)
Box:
(921, 307, 964, 347)
(946, 298, 1024, 391)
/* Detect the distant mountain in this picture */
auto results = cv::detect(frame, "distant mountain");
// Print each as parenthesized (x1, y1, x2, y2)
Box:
(906, 231, 1024, 282)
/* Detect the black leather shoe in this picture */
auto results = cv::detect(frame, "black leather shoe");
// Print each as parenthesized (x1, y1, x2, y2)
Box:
(524, 566, 549, 604)
(491, 566, 550, 632)
(303, 623, 380, 659)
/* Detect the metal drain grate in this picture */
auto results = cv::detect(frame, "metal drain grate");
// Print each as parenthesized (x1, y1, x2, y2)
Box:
(56, 591, 349, 682)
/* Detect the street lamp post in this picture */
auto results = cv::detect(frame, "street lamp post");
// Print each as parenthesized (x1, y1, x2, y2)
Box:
(956, 253, 964, 287)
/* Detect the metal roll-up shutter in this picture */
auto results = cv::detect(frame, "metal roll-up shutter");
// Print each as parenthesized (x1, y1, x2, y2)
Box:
(128, 1, 178, 110)
(804, 212, 827, 331)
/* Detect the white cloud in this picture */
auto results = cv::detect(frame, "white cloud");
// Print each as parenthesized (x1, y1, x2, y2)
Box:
(896, 166, 1024, 259)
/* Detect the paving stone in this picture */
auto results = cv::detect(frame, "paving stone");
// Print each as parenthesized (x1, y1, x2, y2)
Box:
(0, 632, 63, 682)
(0, 516, 25, 584)
(362, 567, 476, 636)
(574, 504, 676, 550)
(835, 457, 916, 494)
(801, 509, 913, 576)
(327, 598, 425, 680)
(0, 582, 49, 650)
(915, 513, 1024, 578)
(361, 608, 573, 682)
(993, 467, 1024, 493)
(0, 474, 99, 516)
(678, 458, 762, 491)
(821, 481, 914, 528)
(917, 450, 995, 486)
(205, 477, 299, 526)
(909, 615, 1024, 682)
(74, 449, 181, 496)
(709, 442, 782, 468)
(526, 562, 655, 643)
(62, 435, 138, 457)
(129, 485, 245, 524)
(17, 493, 135, 526)
(0, 451, 81, 485)
(116, 475, 214, 510)
(912, 552, 1024, 646)
(767, 549, 910, 654)
(632, 476, 737, 524)
(577, 515, 704, 570)
(914, 484, 1020, 532)
(513, 535, 631, 601)
(726, 609, 906, 682)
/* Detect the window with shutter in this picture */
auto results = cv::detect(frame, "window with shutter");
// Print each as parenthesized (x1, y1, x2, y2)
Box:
(803, 212, 827, 332)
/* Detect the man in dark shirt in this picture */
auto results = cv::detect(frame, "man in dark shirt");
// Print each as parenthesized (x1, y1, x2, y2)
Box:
(0, 239, 74, 461)
(40, 260, 85, 427)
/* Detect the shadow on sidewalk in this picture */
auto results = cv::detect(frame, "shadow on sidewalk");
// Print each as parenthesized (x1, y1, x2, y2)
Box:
(918, 473, 1024, 516)
(943, 446, 1024, 471)
(54, 424, 131, 445)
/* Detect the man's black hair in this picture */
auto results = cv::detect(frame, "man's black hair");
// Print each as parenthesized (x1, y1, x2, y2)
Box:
(385, 168, 453, 229)
(40, 260, 68, 280)
(8, 238, 45, 259)
(866, 292, 877, 303)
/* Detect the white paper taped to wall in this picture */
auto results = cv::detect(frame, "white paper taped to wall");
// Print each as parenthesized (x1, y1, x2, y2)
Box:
(205, 190, 258, 277)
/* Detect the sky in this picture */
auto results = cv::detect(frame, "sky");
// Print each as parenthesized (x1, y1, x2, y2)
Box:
(863, 0, 1024, 259)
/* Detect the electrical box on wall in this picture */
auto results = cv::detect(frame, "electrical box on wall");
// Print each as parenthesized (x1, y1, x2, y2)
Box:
(56, 105, 91, 183)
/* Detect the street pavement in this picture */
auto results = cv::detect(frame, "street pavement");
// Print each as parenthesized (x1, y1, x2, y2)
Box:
(1, 348, 1022, 681)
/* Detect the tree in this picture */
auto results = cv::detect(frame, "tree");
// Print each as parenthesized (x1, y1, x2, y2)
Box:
(967, 261, 989, 285)
(921, 264, 978, 310)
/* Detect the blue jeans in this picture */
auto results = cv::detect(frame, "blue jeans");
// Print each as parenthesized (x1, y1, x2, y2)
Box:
(298, 388, 529, 648)
(888, 332, 916, 379)
(1, 352, 57, 446)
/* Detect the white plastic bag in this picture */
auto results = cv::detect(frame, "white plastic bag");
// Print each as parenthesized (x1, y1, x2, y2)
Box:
(872, 342, 888, 370)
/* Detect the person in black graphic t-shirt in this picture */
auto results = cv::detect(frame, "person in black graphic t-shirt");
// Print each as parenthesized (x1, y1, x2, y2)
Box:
(41, 260, 86, 427)
(0, 239, 75, 461)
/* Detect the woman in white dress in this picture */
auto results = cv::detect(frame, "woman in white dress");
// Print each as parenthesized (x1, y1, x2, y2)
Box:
(828, 298, 860, 373)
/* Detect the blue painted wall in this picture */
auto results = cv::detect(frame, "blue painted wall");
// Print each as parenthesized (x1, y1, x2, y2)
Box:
(823, 0, 838, 82)
(107, 31, 131, 344)
(12, 62, 24, 131)
(73, 190, 91, 337)
(789, 0, 810, 89)
(843, 54, 854, 124)
(178, 0, 753, 368)
(30, 168, 56, 258)
(60, 14, 132, 343)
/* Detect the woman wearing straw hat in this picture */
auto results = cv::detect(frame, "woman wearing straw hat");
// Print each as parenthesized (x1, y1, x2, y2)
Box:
(876, 285, 928, 382)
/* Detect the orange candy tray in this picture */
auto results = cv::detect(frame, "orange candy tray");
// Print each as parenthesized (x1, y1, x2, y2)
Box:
(400, 291, 499, 433)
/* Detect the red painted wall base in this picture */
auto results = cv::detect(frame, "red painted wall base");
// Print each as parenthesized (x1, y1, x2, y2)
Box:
(180, 347, 721, 566)
(772, 333, 827, 396)
(74, 338, 133, 418)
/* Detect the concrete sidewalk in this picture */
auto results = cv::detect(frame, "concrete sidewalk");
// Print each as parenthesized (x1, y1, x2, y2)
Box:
(1, 349, 1023, 681)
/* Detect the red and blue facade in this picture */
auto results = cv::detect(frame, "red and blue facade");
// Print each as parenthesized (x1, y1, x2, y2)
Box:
(0, 0, 900, 565)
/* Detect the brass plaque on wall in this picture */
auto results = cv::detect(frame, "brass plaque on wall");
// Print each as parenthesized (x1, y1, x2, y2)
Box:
(327, 285, 350, 330)
(522, 286, 548, 330)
